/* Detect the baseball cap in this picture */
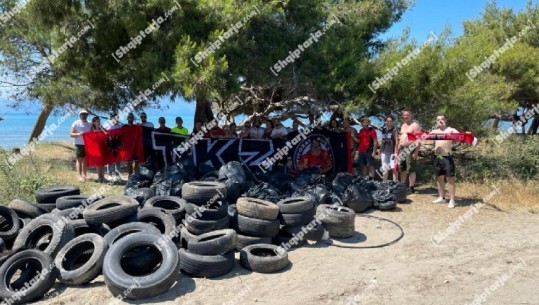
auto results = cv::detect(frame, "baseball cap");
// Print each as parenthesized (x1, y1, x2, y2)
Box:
(79, 108, 89, 115)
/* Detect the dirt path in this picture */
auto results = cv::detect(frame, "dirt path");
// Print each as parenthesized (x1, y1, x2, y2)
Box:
(35, 192, 539, 305)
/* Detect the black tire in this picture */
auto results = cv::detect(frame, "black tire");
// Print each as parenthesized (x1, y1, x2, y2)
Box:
(273, 231, 307, 248)
(184, 216, 229, 235)
(179, 226, 197, 249)
(104, 222, 161, 247)
(187, 229, 237, 255)
(236, 197, 279, 220)
(283, 222, 325, 242)
(144, 196, 186, 222)
(51, 208, 84, 220)
(35, 186, 80, 204)
(0, 238, 5, 252)
(323, 222, 355, 239)
(276, 197, 314, 214)
(12, 214, 75, 256)
(0, 206, 21, 241)
(278, 206, 316, 226)
(137, 207, 177, 236)
(236, 234, 272, 251)
(185, 201, 229, 221)
(103, 233, 179, 299)
(181, 181, 227, 204)
(240, 244, 288, 273)
(178, 248, 234, 278)
(37, 203, 56, 213)
(8, 199, 47, 218)
(69, 219, 110, 237)
(56, 195, 101, 210)
(316, 204, 355, 225)
(237, 214, 279, 237)
(55, 233, 108, 285)
(83, 196, 139, 225)
(0, 250, 58, 304)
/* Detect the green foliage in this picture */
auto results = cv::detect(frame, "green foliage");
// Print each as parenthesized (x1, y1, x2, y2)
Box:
(0, 150, 60, 202)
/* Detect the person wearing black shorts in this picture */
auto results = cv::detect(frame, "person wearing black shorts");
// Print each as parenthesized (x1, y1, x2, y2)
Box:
(431, 115, 459, 208)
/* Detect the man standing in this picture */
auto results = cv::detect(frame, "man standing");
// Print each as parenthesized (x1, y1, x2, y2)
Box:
(380, 115, 399, 181)
(342, 117, 359, 163)
(357, 117, 378, 179)
(249, 119, 265, 139)
(70, 109, 92, 182)
(431, 115, 458, 208)
(106, 113, 123, 181)
(396, 110, 421, 193)
(139, 112, 154, 128)
(156, 117, 171, 132)
(171, 117, 189, 135)
(271, 118, 288, 140)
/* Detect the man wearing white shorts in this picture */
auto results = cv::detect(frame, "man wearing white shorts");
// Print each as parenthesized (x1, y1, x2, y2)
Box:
(380, 115, 398, 181)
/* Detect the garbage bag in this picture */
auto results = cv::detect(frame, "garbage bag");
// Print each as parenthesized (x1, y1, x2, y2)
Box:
(243, 182, 282, 203)
(138, 161, 156, 181)
(201, 171, 220, 181)
(218, 161, 246, 185)
(343, 184, 373, 213)
(371, 189, 396, 210)
(178, 157, 197, 181)
(378, 180, 407, 203)
(294, 184, 331, 205)
(125, 173, 151, 190)
(151, 164, 187, 196)
(124, 187, 154, 205)
(220, 177, 242, 204)
(198, 163, 216, 177)
(332, 172, 355, 196)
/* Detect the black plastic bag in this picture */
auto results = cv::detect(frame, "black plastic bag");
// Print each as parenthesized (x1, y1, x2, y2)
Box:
(138, 161, 156, 181)
(124, 187, 154, 205)
(378, 180, 407, 203)
(125, 173, 151, 190)
(243, 182, 282, 203)
(371, 189, 396, 210)
(343, 184, 373, 213)
(332, 172, 355, 196)
(218, 161, 246, 185)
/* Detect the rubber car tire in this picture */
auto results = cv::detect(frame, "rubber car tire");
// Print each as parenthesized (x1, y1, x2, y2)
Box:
(144, 196, 186, 221)
(37, 203, 56, 213)
(180, 226, 198, 250)
(0, 206, 21, 241)
(83, 196, 139, 225)
(236, 197, 279, 220)
(35, 186, 80, 204)
(316, 204, 355, 225)
(178, 248, 234, 278)
(323, 223, 355, 239)
(184, 216, 229, 236)
(8, 199, 47, 218)
(103, 233, 179, 300)
(56, 195, 101, 210)
(187, 229, 237, 255)
(51, 208, 84, 220)
(185, 201, 229, 221)
(236, 234, 272, 251)
(278, 206, 316, 226)
(69, 219, 110, 237)
(181, 181, 227, 205)
(13, 214, 75, 257)
(283, 222, 325, 242)
(276, 197, 314, 214)
(104, 222, 161, 247)
(273, 231, 307, 248)
(136, 207, 177, 236)
(237, 214, 279, 237)
(55, 233, 108, 286)
(0, 249, 59, 304)
(240, 244, 288, 273)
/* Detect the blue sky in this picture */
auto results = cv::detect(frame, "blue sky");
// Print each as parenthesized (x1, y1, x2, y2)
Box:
(0, 0, 536, 114)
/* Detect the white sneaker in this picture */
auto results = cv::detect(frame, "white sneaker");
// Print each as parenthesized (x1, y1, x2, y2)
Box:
(432, 197, 446, 203)
(448, 199, 456, 208)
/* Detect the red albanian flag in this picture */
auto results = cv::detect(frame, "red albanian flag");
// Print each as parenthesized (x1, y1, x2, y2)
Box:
(83, 125, 145, 166)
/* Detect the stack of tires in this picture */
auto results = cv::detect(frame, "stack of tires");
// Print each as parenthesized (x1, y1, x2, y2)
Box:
(316, 204, 356, 239)
(275, 197, 325, 247)
(181, 182, 229, 236)
(234, 197, 279, 250)
(179, 229, 237, 278)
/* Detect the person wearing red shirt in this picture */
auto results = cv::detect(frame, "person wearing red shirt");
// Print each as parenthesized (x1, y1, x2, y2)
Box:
(357, 117, 378, 179)
(156, 117, 171, 132)
(298, 140, 332, 174)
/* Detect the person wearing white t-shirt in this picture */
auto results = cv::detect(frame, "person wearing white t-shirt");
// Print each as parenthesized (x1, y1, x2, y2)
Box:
(271, 118, 288, 140)
(249, 119, 265, 139)
(139, 112, 154, 128)
(70, 109, 93, 182)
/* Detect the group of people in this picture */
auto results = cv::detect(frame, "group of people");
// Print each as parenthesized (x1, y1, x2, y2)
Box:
(71, 107, 460, 208)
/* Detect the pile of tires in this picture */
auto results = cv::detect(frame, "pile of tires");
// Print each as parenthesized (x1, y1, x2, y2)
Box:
(182, 182, 230, 235)
(316, 204, 356, 239)
(179, 229, 237, 278)
(275, 197, 325, 247)
(234, 197, 279, 250)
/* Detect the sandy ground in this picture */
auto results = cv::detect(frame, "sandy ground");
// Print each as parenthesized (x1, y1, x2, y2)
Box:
(30, 188, 539, 305)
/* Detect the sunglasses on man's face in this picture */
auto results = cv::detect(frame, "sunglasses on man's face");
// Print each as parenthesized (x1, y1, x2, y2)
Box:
(141, 116, 147, 118)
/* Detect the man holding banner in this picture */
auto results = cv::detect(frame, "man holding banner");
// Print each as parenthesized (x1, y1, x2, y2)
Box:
(431, 115, 459, 208)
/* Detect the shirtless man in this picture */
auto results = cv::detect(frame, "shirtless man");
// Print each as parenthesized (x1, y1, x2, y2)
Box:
(431, 115, 458, 208)
(396, 110, 421, 193)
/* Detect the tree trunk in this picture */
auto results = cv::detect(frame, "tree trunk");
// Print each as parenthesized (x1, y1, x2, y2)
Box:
(28, 102, 54, 144)
(492, 115, 500, 131)
(193, 94, 215, 130)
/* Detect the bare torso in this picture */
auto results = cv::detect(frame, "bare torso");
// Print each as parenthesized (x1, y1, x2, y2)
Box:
(399, 122, 421, 148)
(432, 127, 458, 155)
